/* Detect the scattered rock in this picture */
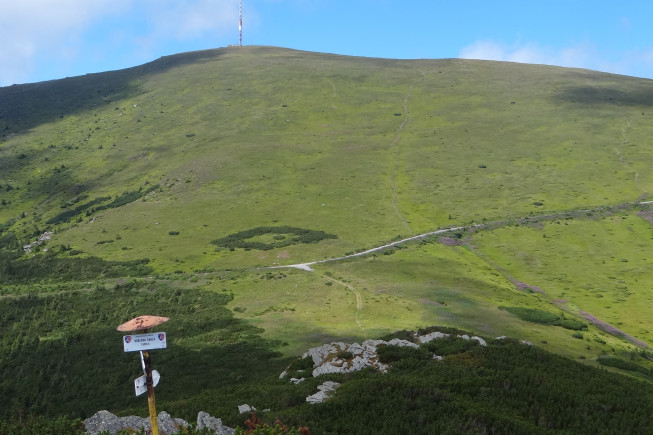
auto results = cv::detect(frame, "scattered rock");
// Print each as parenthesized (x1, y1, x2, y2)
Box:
(306, 381, 340, 404)
(290, 377, 305, 384)
(84, 410, 189, 434)
(417, 331, 449, 343)
(84, 410, 233, 435)
(158, 411, 188, 435)
(197, 411, 235, 435)
(238, 404, 256, 414)
(23, 231, 53, 252)
(84, 410, 123, 434)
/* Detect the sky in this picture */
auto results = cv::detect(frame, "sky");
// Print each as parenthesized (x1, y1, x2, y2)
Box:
(2, 0, 653, 87)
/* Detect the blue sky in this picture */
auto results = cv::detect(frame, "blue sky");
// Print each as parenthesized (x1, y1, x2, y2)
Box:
(2, 0, 652, 86)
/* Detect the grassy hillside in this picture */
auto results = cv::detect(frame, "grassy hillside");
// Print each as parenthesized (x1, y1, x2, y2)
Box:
(2, 46, 653, 428)
(3, 47, 653, 267)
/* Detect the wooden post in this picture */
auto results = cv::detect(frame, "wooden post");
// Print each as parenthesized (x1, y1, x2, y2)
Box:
(142, 349, 159, 435)
(117, 316, 169, 435)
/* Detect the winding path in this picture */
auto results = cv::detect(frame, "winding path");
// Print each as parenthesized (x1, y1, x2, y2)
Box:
(263, 201, 653, 348)
(267, 200, 653, 273)
(390, 86, 414, 234)
(268, 224, 470, 272)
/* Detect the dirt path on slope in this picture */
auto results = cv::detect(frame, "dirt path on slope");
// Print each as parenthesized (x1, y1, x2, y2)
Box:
(616, 119, 647, 194)
(274, 225, 469, 273)
(269, 200, 652, 273)
(319, 272, 365, 334)
(390, 85, 414, 235)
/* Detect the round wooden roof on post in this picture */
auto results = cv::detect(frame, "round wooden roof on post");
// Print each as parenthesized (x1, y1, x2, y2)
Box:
(117, 315, 169, 332)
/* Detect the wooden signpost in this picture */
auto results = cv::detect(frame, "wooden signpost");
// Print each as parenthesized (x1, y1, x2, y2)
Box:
(117, 315, 169, 435)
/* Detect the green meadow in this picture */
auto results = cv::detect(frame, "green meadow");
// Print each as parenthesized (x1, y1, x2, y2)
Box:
(471, 209, 653, 348)
(2, 46, 653, 429)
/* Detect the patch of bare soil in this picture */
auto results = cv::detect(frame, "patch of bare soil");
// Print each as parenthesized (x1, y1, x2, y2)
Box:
(439, 236, 462, 246)
(511, 280, 545, 294)
(637, 210, 653, 226)
(580, 310, 649, 348)
(418, 299, 446, 306)
(255, 251, 269, 260)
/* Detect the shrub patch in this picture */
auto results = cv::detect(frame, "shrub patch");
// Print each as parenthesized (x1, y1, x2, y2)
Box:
(211, 226, 337, 251)
(500, 306, 587, 330)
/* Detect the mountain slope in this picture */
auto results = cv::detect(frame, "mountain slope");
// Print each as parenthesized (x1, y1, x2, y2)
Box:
(2, 45, 653, 363)
(3, 46, 653, 270)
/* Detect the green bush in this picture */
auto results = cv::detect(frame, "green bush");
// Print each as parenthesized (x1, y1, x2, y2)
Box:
(500, 306, 559, 324)
(422, 336, 479, 356)
(0, 254, 151, 284)
(46, 210, 78, 225)
(0, 415, 84, 435)
(45, 196, 112, 225)
(377, 344, 430, 363)
(335, 350, 353, 360)
(288, 355, 314, 372)
(500, 306, 587, 330)
(211, 226, 337, 251)
(378, 329, 417, 343)
(597, 357, 651, 376)
(554, 317, 587, 331)
(96, 190, 142, 209)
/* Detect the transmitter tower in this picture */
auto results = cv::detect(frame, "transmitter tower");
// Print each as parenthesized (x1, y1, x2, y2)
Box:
(239, 0, 243, 46)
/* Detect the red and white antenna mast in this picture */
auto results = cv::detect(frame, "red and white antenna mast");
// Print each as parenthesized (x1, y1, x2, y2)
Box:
(239, 0, 243, 46)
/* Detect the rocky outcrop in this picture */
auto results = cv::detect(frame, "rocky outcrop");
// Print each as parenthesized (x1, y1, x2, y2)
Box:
(84, 410, 234, 435)
(304, 338, 419, 377)
(417, 331, 449, 343)
(299, 331, 489, 379)
(23, 231, 53, 252)
(306, 381, 340, 404)
(281, 330, 497, 405)
(197, 411, 235, 434)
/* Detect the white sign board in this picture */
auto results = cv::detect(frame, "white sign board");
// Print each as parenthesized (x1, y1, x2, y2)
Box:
(123, 332, 167, 352)
(134, 370, 160, 396)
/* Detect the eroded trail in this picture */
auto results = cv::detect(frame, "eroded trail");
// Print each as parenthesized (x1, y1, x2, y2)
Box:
(318, 272, 365, 334)
(615, 119, 647, 192)
(390, 85, 414, 235)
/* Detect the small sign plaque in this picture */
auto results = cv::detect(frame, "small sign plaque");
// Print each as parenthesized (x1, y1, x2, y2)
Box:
(123, 332, 167, 352)
(134, 370, 161, 396)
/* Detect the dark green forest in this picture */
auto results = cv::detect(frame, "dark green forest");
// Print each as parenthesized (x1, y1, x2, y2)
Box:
(0, 281, 290, 423)
(2, 283, 653, 434)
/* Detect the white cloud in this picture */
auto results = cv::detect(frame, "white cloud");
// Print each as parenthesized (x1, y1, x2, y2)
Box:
(0, 0, 239, 86)
(459, 40, 596, 69)
(458, 41, 507, 63)
(144, 0, 239, 40)
(0, 0, 128, 85)
(459, 39, 653, 79)
(609, 48, 653, 78)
